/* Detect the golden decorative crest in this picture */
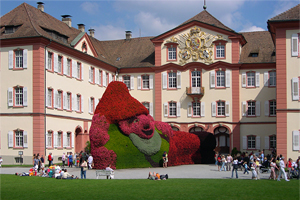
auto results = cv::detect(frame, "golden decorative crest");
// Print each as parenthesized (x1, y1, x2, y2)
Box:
(177, 26, 223, 65)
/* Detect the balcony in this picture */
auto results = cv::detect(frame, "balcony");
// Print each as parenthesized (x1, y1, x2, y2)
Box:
(186, 87, 205, 101)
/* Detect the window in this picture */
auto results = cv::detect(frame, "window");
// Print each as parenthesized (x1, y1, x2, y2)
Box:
(216, 45, 225, 58)
(193, 102, 201, 116)
(67, 132, 71, 147)
(8, 49, 28, 70)
(169, 102, 177, 117)
(168, 47, 176, 60)
(64, 92, 71, 110)
(76, 95, 81, 112)
(47, 52, 53, 71)
(57, 132, 62, 147)
(89, 97, 95, 114)
(15, 87, 23, 106)
(56, 90, 62, 109)
(247, 101, 256, 116)
(46, 88, 53, 108)
(15, 50, 23, 68)
(142, 75, 149, 89)
(77, 62, 81, 79)
(191, 71, 201, 87)
(216, 70, 225, 87)
(46, 131, 53, 148)
(291, 77, 299, 101)
(168, 72, 177, 88)
(66, 59, 71, 76)
(97, 70, 102, 85)
(247, 135, 256, 149)
(270, 135, 276, 149)
(247, 72, 255, 87)
(123, 76, 130, 89)
(217, 101, 225, 116)
(269, 100, 276, 116)
(291, 33, 299, 57)
(89, 67, 95, 83)
(269, 71, 276, 87)
(58, 55, 62, 74)
(15, 130, 23, 147)
(142, 102, 149, 112)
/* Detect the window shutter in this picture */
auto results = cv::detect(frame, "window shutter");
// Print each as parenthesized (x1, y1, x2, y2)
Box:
(256, 101, 260, 117)
(54, 131, 58, 148)
(81, 95, 84, 112)
(265, 136, 269, 149)
(242, 101, 247, 116)
(23, 49, 28, 69)
(45, 132, 49, 148)
(109, 73, 112, 84)
(88, 98, 92, 114)
(54, 53, 58, 72)
(291, 34, 299, 57)
(201, 102, 205, 117)
(225, 69, 230, 88)
(72, 94, 76, 111)
(150, 102, 153, 116)
(176, 102, 181, 117)
(23, 131, 28, 148)
(292, 130, 300, 151)
(242, 72, 246, 87)
(72, 132, 75, 148)
(137, 75, 141, 90)
(130, 76, 134, 90)
(256, 136, 260, 150)
(211, 101, 216, 117)
(255, 72, 260, 87)
(81, 64, 84, 80)
(177, 71, 181, 89)
(103, 71, 107, 87)
(89, 66, 92, 82)
(164, 103, 168, 117)
(264, 101, 269, 116)
(162, 72, 167, 89)
(72, 60, 76, 77)
(225, 101, 230, 117)
(23, 87, 28, 106)
(187, 102, 192, 117)
(95, 98, 99, 110)
(46, 89, 49, 107)
(54, 90, 58, 108)
(210, 71, 215, 88)
(63, 92, 67, 110)
(118, 76, 122, 82)
(96, 69, 100, 84)
(292, 77, 299, 101)
(9, 50, 13, 69)
(45, 51, 49, 70)
(264, 72, 269, 87)
(243, 136, 247, 149)
(8, 131, 13, 148)
(63, 132, 67, 148)
(150, 75, 153, 89)
(7, 88, 13, 107)
(63, 57, 67, 75)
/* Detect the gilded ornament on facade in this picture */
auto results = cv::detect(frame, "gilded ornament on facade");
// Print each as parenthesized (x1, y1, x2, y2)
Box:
(177, 26, 224, 65)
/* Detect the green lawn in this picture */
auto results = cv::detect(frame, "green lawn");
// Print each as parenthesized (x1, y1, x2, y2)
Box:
(0, 175, 299, 200)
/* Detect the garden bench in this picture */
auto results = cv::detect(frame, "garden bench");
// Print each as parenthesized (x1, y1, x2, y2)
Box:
(95, 170, 114, 179)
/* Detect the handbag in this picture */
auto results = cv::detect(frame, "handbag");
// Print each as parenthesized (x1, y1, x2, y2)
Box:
(83, 167, 87, 171)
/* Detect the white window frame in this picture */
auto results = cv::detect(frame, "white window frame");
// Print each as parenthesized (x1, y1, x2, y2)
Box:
(270, 135, 276, 149)
(67, 132, 71, 147)
(123, 75, 131, 89)
(216, 45, 225, 58)
(15, 50, 23, 68)
(47, 52, 53, 71)
(168, 72, 177, 88)
(142, 75, 150, 89)
(269, 71, 276, 87)
(15, 87, 23, 106)
(58, 55, 62, 74)
(168, 47, 176, 60)
(247, 101, 256, 116)
(46, 131, 53, 148)
(15, 130, 24, 147)
(217, 101, 225, 116)
(169, 102, 177, 117)
(269, 100, 276, 116)
(247, 72, 255, 87)
(216, 70, 225, 87)
(191, 71, 201, 87)
(192, 102, 201, 117)
(247, 135, 256, 149)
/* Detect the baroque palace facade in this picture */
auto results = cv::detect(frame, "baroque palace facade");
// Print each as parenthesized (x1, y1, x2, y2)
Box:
(0, 3, 299, 164)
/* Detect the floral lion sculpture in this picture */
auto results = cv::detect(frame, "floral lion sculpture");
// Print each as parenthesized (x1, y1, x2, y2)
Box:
(89, 81, 215, 169)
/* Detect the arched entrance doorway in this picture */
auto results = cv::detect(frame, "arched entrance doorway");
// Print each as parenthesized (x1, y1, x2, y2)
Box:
(214, 126, 230, 154)
(75, 126, 83, 153)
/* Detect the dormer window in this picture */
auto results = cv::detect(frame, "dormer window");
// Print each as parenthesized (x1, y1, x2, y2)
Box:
(4, 25, 20, 34)
(249, 53, 258, 57)
(82, 42, 87, 53)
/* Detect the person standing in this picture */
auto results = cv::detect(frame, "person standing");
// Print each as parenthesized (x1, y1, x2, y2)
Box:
(80, 159, 87, 179)
(220, 155, 226, 171)
(62, 153, 66, 168)
(231, 157, 239, 178)
(48, 153, 52, 167)
(162, 151, 168, 168)
(277, 157, 289, 181)
(226, 154, 232, 171)
(287, 158, 292, 179)
(88, 154, 93, 169)
(40, 155, 45, 172)
(68, 152, 73, 168)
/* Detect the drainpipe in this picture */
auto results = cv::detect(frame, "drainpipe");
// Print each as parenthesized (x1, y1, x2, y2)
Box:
(44, 39, 52, 158)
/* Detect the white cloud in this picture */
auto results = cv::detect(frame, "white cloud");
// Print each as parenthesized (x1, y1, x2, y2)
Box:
(94, 25, 126, 41)
(240, 25, 265, 32)
(81, 2, 99, 15)
(134, 12, 176, 37)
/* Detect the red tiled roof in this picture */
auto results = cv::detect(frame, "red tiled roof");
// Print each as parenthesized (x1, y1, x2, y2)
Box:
(269, 4, 300, 21)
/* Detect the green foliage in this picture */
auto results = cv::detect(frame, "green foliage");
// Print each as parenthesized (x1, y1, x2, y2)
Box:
(84, 141, 91, 154)
(231, 147, 241, 157)
(104, 124, 170, 169)
(1, 174, 299, 200)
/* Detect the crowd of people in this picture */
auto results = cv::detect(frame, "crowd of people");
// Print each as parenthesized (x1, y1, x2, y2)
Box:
(215, 151, 300, 181)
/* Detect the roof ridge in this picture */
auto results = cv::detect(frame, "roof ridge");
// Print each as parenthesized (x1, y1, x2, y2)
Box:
(23, 3, 41, 36)
(269, 4, 300, 21)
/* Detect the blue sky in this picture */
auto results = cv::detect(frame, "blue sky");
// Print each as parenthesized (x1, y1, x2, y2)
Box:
(1, 0, 299, 41)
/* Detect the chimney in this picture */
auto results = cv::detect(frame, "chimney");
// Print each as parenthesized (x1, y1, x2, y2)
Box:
(88, 29, 95, 37)
(78, 24, 85, 32)
(125, 31, 132, 40)
(61, 15, 72, 27)
(37, 2, 44, 12)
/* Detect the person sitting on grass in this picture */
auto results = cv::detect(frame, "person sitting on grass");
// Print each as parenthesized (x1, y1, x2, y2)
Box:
(62, 169, 78, 179)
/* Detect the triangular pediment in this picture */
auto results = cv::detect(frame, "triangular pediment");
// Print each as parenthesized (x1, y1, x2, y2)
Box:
(72, 32, 98, 57)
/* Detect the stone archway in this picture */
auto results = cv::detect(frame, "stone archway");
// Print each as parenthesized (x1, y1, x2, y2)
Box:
(214, 126, 230, 154)
(75, 126, 83, 153)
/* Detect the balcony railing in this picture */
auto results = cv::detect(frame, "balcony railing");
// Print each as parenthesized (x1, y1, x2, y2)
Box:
(186, 87, 205, 100)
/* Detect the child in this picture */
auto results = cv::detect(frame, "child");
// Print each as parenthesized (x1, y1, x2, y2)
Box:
(243, 161, 249, 174)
